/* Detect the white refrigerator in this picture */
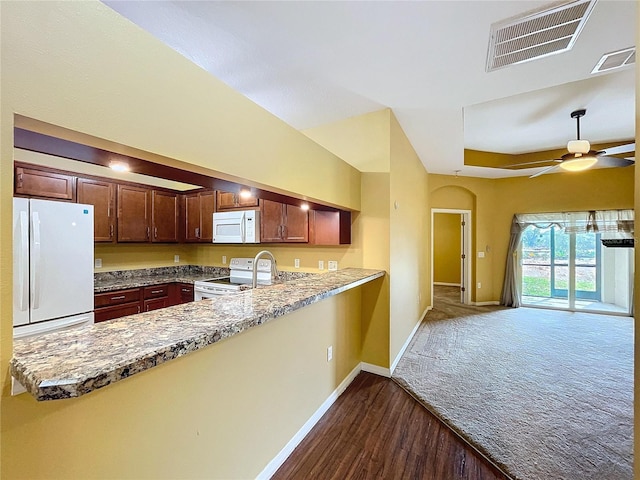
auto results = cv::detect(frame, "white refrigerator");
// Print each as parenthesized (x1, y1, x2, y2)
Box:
(13, 198, 95, 339)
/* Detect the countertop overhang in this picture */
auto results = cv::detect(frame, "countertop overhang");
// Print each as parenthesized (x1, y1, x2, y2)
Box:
(11, 268, 385, 401)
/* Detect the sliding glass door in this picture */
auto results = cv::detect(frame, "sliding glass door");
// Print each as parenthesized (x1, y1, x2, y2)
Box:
(521, 225, 631, 314)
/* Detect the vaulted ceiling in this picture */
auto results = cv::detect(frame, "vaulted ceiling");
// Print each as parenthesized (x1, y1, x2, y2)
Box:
(105, 0, 636, 178)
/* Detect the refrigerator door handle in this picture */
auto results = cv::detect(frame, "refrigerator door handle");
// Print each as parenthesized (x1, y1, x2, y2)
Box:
(31, 211, 41, 310)
(18, 211, 29, 312)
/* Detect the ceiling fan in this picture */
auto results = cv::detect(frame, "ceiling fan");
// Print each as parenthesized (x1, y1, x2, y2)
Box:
(519, 109, 635, 178)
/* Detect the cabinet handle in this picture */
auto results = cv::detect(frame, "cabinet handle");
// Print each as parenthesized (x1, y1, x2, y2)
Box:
(151, 290, 163, 294)
(195, 227, 200, 238)
(154, 227, 158, 238)
(146, 226, 150, 239)
(145, 305, 150, 312)
(17, 173, 23, 188)
(181, 288, 190, 292)
(111, 295, 126, 300)
(109, 224, 114, 238)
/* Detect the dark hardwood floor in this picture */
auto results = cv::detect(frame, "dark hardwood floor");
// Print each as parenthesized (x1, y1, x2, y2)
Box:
(272, 372, 508, 480)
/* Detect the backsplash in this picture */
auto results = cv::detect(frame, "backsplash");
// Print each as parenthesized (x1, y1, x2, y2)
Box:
(94, 265, 315, 283)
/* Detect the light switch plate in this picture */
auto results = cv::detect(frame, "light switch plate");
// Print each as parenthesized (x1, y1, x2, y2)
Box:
(328, 261, 338, 271)
(295, 259, 300, 268)
(94, 258, 102, 268)
(174, 255, 180, 263)
(222, 255, 227, 264)
(318, 260, 324, 270)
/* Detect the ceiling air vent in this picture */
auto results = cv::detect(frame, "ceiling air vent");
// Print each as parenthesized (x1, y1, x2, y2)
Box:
(486, 0, 597, 72)
(591, 47, 636, 74)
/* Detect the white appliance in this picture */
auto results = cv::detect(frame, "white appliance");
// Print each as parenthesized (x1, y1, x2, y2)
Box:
(194, 257, 273, 299)
(212, 210, 260, 244)
(13, 198, 95, 339)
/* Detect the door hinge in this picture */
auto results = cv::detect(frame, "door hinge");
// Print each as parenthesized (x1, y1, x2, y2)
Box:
(461, 254, 466, 259)
(461, 287, 466, 292)
(461, 220, 466, 226)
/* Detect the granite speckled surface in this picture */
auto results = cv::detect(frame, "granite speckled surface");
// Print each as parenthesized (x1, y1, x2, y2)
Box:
(94, 265, 313, 292)
(12, 268, 384, 401)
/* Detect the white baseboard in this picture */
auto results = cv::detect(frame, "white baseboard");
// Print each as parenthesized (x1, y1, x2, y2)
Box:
(361, 362, 391, 377)
(473, 301, 500, 306)
(389, 305, 431, 374)
(433, 282, 461, 286)
(256, 363, 362, 479)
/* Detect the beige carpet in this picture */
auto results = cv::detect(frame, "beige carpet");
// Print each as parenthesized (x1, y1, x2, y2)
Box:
(393, 287, 633, 480)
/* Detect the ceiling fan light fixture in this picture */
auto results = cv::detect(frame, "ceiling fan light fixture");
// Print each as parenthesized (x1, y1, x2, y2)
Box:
(559, 154, 597, 172)
(567, 139, 590, 154)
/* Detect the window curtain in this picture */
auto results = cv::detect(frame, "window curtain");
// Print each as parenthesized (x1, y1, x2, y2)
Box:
(500, 216, 523, 307)
(499, 209, 634, 308)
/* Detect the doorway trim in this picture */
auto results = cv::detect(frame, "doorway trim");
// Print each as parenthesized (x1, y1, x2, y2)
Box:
(431, 209, 472, 305)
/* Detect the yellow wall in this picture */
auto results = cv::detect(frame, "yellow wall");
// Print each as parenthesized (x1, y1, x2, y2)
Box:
(634, 18, 639, 480)
(429, 167, 635, 303)
(0, 2, 374, 478)
(3, 289, 362, 479)
(388, 112, 430, 364)
(303, 110, 391, 172)
(434, 213, 461, 284)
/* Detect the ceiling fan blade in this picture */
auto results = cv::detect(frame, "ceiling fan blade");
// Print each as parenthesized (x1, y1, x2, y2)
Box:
(529, 164, 561, 178)
(592, 155, 635, 169)
(502, 159, 562, 169)
(602, 143, 635, 156)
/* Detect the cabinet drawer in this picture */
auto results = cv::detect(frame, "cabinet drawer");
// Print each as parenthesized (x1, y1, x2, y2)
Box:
(95, 288, 142, 308)
(144, 284, 169, 299)
(95, 302, 141, 323)
(144, 297, 170, 312)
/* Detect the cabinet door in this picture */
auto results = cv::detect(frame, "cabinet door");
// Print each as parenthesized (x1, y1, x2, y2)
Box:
(118, 185, 150, 242)
(144, 297, 169, 312)
(15, 166, 75, 201)
(95, 302, 142, 323)
(78, 178, 116, 242)
(260, 199, 285, 242)
(216, 191, 238, 210)
(199, 191, 215, 242)
(184, 193, 201, 242)
(237, 194, 259, 208)
(151, 190, 178, 243)
(283, 204, 309, 242)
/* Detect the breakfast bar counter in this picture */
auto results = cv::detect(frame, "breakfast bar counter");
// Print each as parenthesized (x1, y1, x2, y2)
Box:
(11, 268, 385, 401)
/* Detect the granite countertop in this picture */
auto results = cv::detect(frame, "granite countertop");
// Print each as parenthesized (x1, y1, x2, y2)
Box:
(94, 265, 228, 292)
(11, 268, 385, 401)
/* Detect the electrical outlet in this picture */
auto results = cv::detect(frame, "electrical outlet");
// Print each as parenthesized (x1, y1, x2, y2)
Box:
(328, 261, 338, 271)
(327, 346, 333, 362)
(477, 282, 482, 289)
(318, 260, 324, 270)
(222, 255, 227, 264)
(174, 255, 180, 263)
(294, 258, 300, 268)
(478, 251, 485, 258)
(94, 258, 102, 268)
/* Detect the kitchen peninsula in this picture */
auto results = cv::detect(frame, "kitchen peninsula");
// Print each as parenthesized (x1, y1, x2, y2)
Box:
(12, 268, 384, 401)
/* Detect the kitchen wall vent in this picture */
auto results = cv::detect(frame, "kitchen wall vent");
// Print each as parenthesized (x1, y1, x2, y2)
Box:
(591, 47, 636, 74)
(486, 0, 597, 72)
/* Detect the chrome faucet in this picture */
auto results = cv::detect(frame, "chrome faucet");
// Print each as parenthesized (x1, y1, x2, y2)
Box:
(252, 250, 279, 288)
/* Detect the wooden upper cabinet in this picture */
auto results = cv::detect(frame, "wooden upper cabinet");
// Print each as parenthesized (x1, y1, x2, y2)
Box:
(117, 184, 150, 242)
(260, 199, 308, 243)
(216, 190, 258, 211)
(283, 204, 309, 242)
(151, 190, 178, 243)
(77, 178, 116, 242)
(184, 191, 215, 242)
(309, 210, 352, 245)
(15, 165, 75, 201)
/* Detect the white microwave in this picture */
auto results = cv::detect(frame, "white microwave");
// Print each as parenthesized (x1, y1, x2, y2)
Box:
(212, 210, 260, 243)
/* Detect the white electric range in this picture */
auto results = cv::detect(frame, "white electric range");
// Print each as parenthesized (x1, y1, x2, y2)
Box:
(194, 258, 273, 300)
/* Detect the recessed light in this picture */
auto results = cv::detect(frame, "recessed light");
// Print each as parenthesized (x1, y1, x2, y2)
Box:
(109, 161, 130, 172)
(300, 203, 310, 211)
(239, 188, 252, 199)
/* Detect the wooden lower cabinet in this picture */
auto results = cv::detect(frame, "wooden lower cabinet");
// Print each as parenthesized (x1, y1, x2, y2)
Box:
(95, 283, 194, 322)
(94, 288, 143, 323)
